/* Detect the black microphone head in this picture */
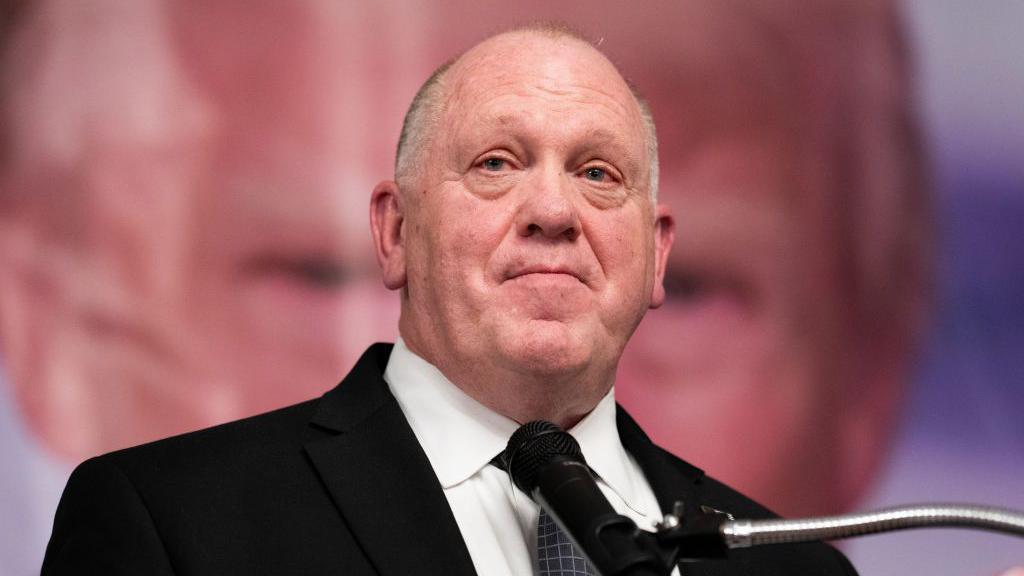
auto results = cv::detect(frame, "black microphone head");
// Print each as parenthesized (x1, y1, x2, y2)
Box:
(505, 420, 585, 495)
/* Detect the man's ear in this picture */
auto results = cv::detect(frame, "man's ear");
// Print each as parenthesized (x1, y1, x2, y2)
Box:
(649, 203, 675, 309)
(370, 180, 407, 290)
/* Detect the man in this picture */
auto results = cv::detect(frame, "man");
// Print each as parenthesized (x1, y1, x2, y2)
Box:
(42, 25, 855, 575)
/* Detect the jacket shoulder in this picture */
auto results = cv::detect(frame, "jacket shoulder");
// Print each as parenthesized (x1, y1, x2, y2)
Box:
(102, 398, 322, 474)
(45, 393, 373, 574)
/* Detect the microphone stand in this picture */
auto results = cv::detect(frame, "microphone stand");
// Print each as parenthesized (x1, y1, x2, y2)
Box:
(653, 502, 1024, 563)
(547, 500, 1024, 574)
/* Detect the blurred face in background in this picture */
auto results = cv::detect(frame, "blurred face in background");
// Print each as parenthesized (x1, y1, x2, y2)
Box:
(0, 0, 408, 460)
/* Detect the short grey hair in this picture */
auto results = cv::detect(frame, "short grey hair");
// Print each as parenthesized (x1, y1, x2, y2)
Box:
(394, 59, 454, 191)
(394, 23, 659, 202)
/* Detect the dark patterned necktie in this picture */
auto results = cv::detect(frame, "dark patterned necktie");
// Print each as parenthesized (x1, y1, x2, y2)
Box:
(491, 452, 597, 575)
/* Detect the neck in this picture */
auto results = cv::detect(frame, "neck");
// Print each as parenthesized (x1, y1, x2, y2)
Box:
(398, 334, 614, 430)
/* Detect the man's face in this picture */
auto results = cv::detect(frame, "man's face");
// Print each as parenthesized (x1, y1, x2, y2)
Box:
(396, 33, 670, 410)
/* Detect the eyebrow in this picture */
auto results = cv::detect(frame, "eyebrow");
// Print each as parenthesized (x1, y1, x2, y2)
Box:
(579, 127, 627, 147)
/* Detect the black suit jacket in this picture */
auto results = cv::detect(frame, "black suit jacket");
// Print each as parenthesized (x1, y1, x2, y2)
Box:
(43, 343, 856, 575)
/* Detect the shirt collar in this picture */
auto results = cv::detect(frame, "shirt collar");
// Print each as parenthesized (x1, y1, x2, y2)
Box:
(383, 338, 650, 513)
(384, 338, 519, 489)
(572, 388, 651, 516)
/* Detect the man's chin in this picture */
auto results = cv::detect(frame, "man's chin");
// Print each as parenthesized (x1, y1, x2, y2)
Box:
(497, 321, 593, 376)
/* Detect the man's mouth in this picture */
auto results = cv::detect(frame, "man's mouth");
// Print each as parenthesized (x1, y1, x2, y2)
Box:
(505, 265, 585, 285)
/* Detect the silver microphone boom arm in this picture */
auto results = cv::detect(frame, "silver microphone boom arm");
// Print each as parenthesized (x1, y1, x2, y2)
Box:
(716, 503, 1024, 548)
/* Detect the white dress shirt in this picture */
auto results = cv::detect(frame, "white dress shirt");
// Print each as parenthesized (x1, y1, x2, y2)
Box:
(383, 338, 678, 575)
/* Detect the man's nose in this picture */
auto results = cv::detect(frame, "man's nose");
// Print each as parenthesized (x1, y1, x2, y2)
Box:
(514, 168, 581, 241)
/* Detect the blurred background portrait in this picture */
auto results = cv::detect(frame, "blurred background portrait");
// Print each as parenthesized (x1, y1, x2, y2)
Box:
(1, 1, 1021, 575)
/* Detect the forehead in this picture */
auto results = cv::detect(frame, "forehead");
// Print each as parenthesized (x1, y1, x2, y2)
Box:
(442, 32, 645, 142)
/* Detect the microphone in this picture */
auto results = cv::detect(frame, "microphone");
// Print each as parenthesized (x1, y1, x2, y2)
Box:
(504, 421, 670, 576)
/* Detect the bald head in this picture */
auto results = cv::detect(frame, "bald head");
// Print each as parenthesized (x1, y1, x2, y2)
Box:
(395, 24, 659, 201)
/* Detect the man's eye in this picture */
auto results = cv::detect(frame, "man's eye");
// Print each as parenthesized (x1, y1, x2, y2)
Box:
(584, 167, 608, 182)
(481, 158, 506, 171)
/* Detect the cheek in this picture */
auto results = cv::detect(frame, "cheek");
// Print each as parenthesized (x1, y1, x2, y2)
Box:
(397, 204, 500, 354)
(587, 211, 655, 301)
(415, 194, 511, 284)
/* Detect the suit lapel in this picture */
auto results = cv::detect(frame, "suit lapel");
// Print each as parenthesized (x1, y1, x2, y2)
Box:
(304, 344, 477, 576)
(617, 406, 704, 520)
(618, 407, 723, 575)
